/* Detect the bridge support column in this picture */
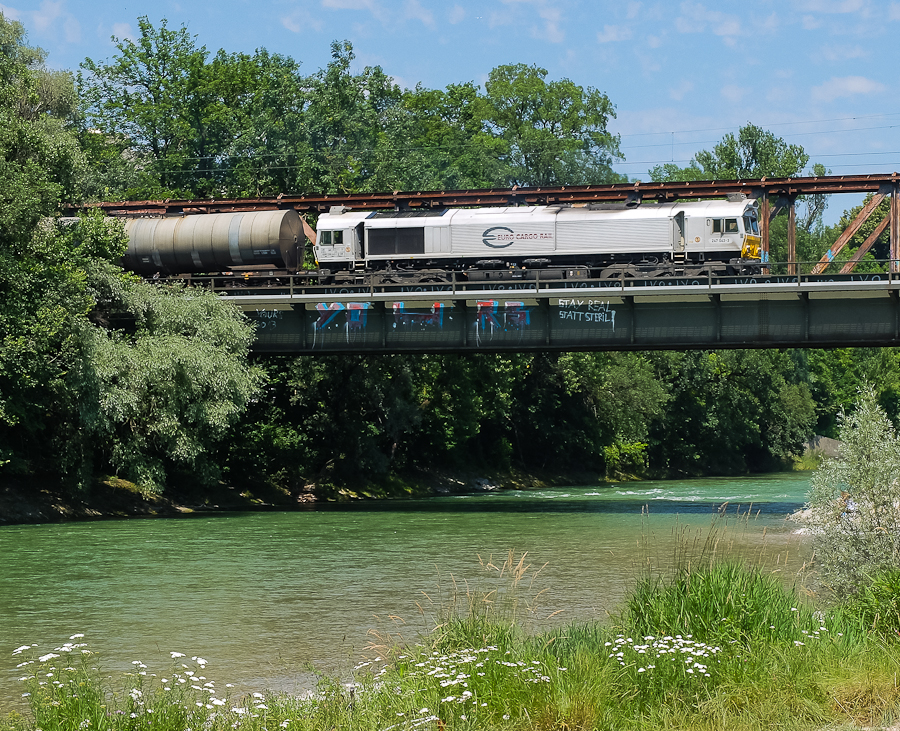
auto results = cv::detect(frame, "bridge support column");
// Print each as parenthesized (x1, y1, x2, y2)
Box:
(760, 191, 770, 270)
(892, 181, 899, 274)
(788, 199, 796, 276)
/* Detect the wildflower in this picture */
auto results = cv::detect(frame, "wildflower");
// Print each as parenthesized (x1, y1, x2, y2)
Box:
(69, 634, 84, 640)
(503, 714, 510, 720)
(38, 653, 60, 662)
(171, 652, 186, 659)
(253, 692, 264, 699)
(13, 645, 31, 655)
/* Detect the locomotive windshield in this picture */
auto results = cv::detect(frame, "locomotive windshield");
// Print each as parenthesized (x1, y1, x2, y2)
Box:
(743, 212, 759, 236)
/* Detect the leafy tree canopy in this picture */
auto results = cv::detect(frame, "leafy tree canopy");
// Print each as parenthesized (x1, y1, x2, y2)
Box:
(649, 123, 809, 182)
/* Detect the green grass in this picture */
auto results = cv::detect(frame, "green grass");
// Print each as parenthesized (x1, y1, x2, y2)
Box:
(5, 558, 900, 730)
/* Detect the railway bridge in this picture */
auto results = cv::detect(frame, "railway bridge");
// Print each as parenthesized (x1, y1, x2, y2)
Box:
(85, 172, 900, 353)
(184, 271, 900, 354)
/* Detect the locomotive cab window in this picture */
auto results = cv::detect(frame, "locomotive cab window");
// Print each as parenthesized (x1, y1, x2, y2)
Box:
(319, 230, 346, 246)
(711, 219, 739, 234)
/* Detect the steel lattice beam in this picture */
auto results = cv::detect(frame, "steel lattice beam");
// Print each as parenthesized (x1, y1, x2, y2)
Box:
(74, 173, 900, 217)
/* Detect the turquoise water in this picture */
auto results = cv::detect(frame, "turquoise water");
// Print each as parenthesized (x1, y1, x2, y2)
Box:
(0, 473, 811, 706)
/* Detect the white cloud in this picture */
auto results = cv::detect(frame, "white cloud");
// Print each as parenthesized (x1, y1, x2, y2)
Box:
(647, 34, 662, 48)
(321, 0, 389, 23)
(801, 15, 822, 29)
(597, 24, 632, 43)
(669, 80, 693, 101)
(2, 0, 79, 45)
(110, 22, 133, 41)
(890, 2, 900, 20)
(448, 5, 465, 23)
(405, 0, 434, 27)
(536, 4, 564, 42)
(818, 45, 867, 61)
(281, 9, 324, 33)
(720, 85, 749, 102)
(63, 15, 78, 42)
(626, 1, 642, 19)
(811, 75, 886, 101)
(488, 10, 513, 28)
(0, 3, 21, 20)
(675, 1, 741, 45)
(796, 0, 868, 12)
(760, 12, 779, 33)
(495, 0, 566, 42)
(31, 0, 63, 32)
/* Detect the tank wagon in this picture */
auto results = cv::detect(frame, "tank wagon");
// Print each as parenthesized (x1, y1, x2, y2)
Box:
(121, 198, 761, 282)
(122, 209, 304, 276)
(314, 198, 761, 281)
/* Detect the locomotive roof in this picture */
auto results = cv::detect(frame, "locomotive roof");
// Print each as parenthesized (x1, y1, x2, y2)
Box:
(316, 199, 756, 229)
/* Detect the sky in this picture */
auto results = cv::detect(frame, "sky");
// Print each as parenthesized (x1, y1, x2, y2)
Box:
(4, 0, 900, 218)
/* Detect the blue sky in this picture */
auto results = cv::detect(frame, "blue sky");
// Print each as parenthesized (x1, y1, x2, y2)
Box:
(5, 0, 900, 217)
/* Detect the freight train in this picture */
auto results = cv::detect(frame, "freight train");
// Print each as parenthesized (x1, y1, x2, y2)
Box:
(122, 197, 762, 282)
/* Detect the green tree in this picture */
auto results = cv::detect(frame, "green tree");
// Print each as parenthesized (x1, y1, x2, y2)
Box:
(82, 265, 263, 491)
(79, 16, 211, 197)
(647, 350, 816, 475)
(484, 63, 623, 187)
(650, 124, 808, 182)
(807, 386, 900, 594)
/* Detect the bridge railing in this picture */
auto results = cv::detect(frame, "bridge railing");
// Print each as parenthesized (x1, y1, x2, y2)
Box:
(153, 260, 900, 298)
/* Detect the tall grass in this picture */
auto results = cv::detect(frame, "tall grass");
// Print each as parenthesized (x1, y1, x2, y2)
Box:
(5, 552, 900, 730)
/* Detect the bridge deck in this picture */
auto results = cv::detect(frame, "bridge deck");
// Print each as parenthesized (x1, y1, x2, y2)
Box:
(202, 274, 900, 353)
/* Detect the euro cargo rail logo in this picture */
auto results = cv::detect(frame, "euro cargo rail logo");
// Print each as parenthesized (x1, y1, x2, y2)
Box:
(483, 226, 553, 247)
(482, 226, 515, 248)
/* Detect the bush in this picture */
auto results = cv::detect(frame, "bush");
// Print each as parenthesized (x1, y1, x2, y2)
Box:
(807, 385, 900, 595)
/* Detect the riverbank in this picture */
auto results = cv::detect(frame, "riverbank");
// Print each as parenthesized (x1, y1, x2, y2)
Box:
(0, 467, 620, 526)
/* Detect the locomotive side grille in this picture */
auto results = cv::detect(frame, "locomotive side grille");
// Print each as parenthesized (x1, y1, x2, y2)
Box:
(556, 220, 670, 253)
(368, 227, 426, 256)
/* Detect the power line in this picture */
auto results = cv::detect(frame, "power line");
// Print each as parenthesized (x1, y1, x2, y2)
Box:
(614, 112, 900, 139)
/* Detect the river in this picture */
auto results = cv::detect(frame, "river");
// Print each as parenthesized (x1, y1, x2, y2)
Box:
(0, 473, 811, 708)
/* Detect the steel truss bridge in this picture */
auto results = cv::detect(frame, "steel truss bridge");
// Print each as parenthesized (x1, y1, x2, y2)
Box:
(175, 270, 900, 354)
(85, 173, 900, 353)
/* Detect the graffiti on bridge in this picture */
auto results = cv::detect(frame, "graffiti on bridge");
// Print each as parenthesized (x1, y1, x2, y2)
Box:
(392, 301, 446, 329)
(312, 302, 370, 347)
(475, 300, 532, 345)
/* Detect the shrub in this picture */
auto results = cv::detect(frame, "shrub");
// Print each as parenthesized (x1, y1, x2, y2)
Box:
(806, 385, 900, 595)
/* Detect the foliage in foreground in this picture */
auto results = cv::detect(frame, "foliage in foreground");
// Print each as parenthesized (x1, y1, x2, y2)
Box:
(807, 385, 900, 595)
(5, 561, 900, 731)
